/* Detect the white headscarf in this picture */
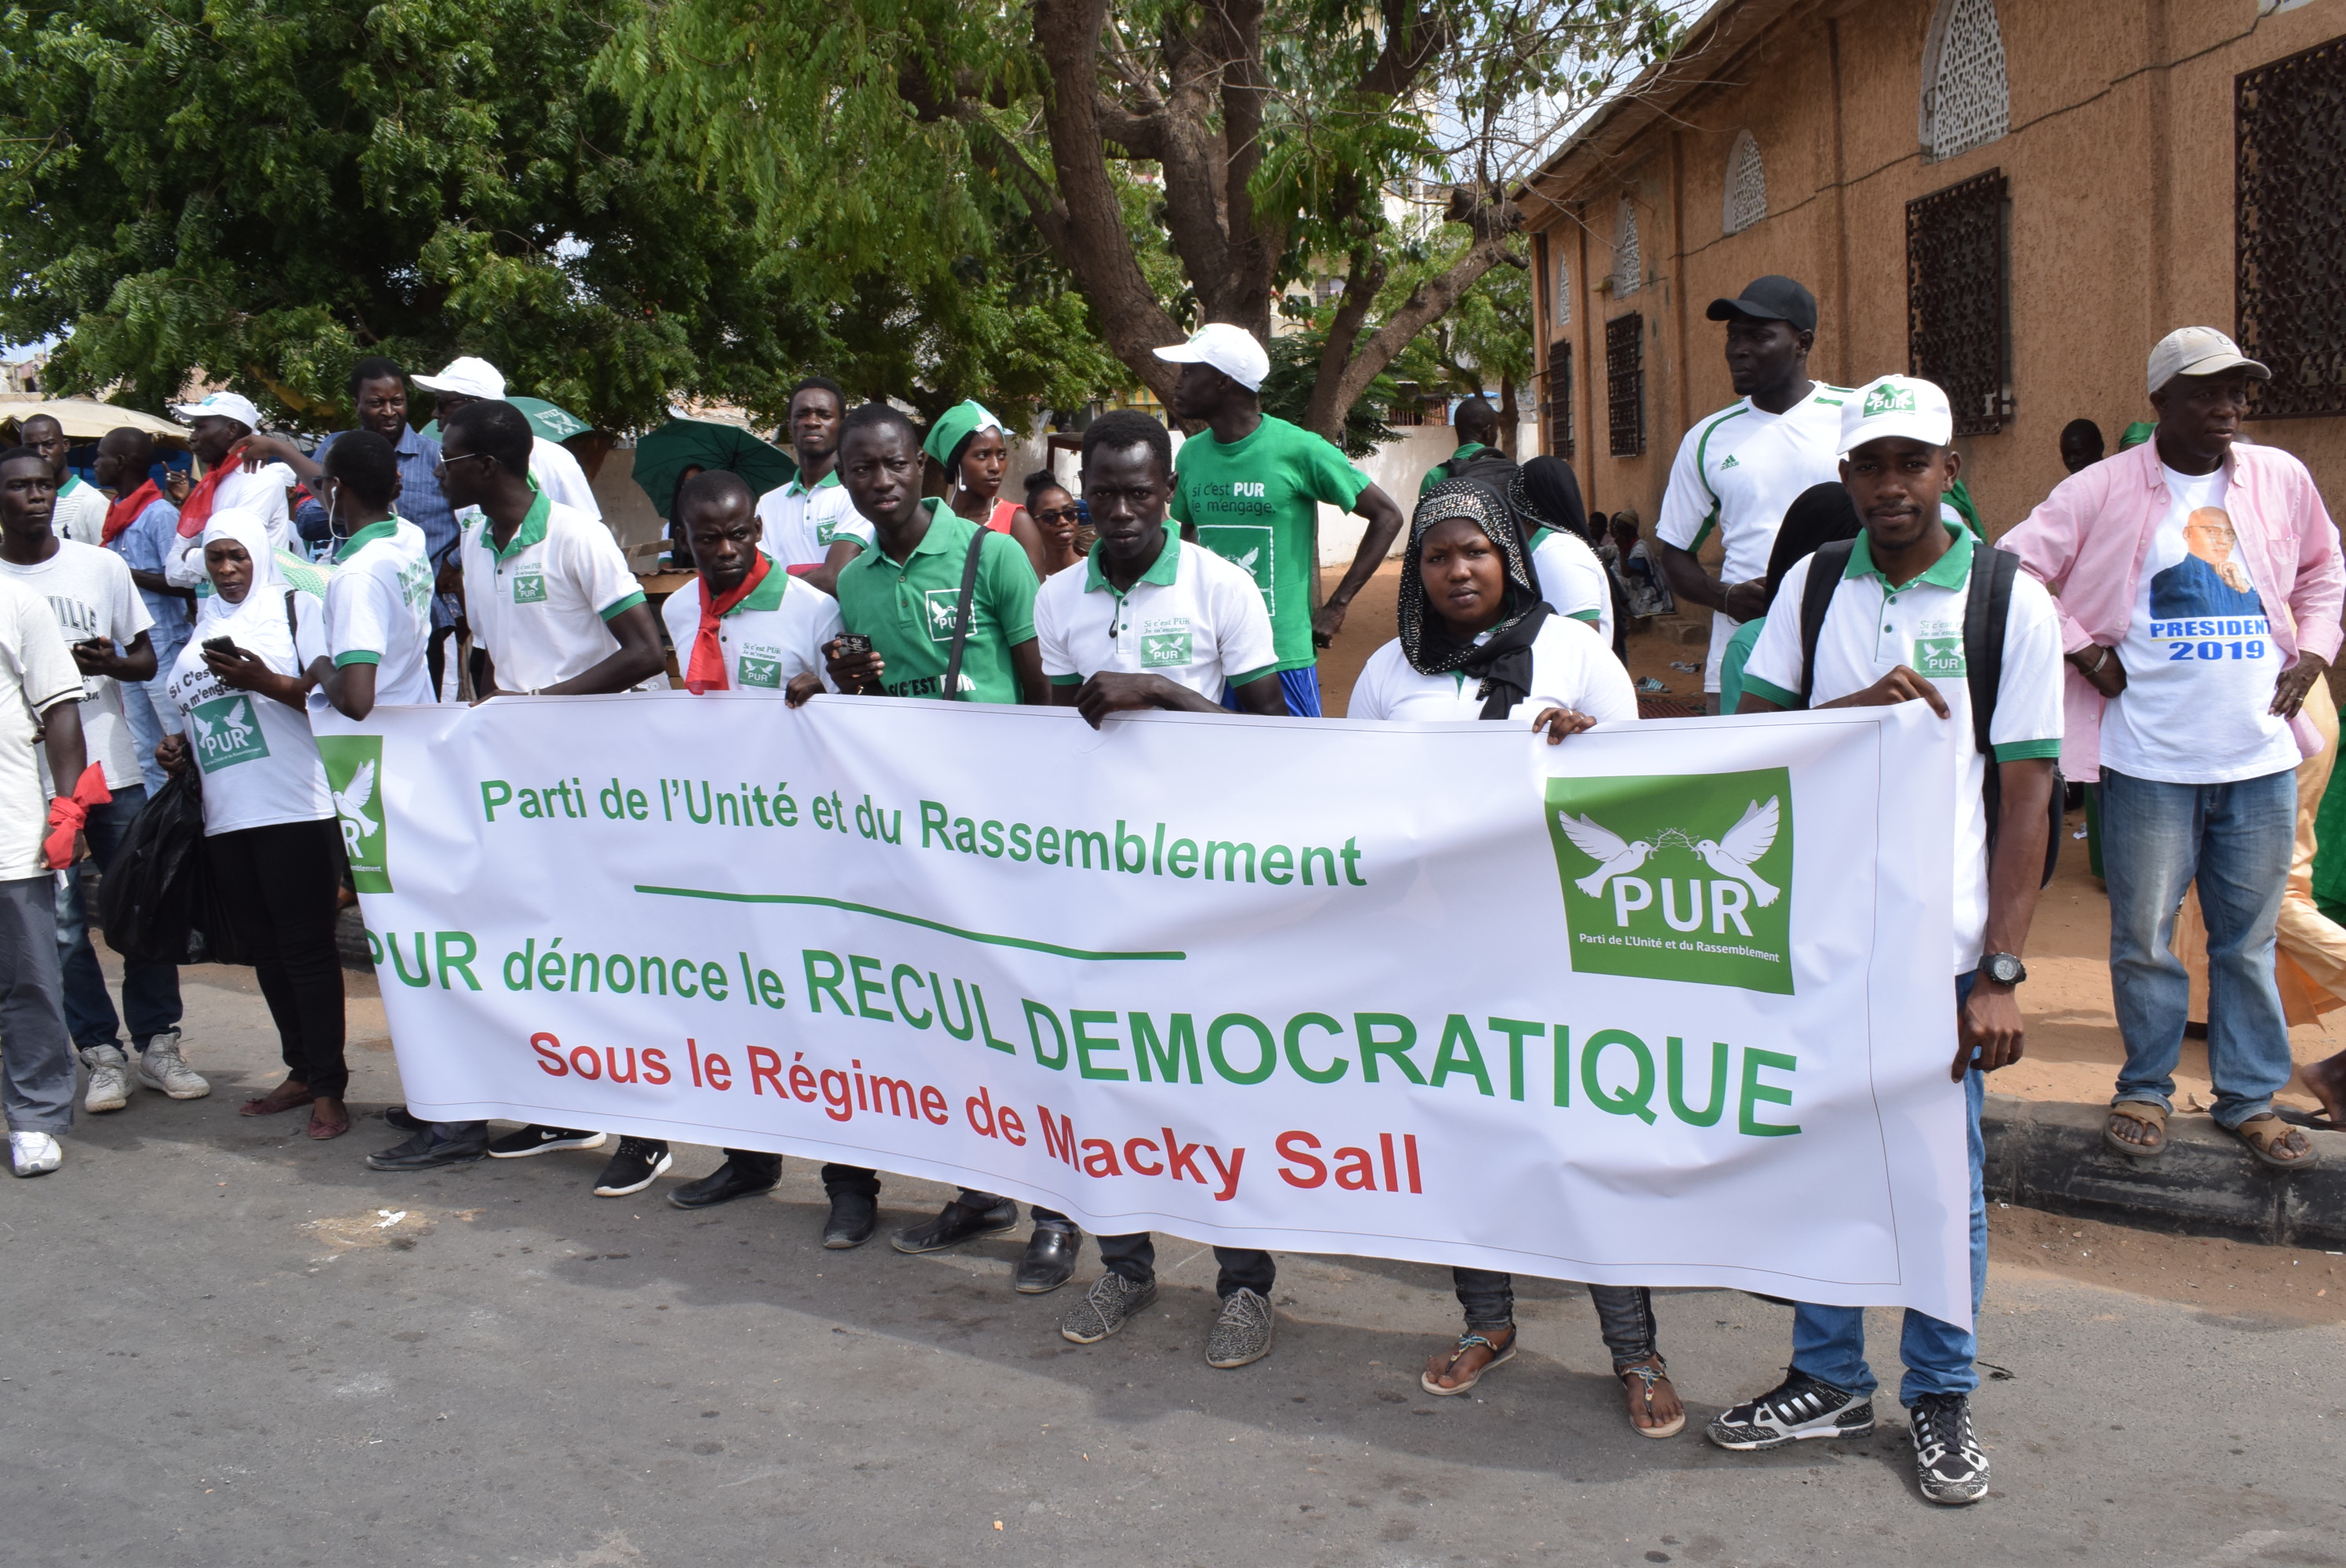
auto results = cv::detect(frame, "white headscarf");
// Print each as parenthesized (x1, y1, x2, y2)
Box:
(187, 508, 300, 672)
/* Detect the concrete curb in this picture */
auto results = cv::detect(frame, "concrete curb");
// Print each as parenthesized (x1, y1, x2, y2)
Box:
(1984, 1091, 2346, 1250)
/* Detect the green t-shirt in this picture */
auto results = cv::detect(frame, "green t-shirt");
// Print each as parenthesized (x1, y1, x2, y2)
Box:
(1170, 414, 1370, 672)
(1717, 615, 1766, 715)
(831, 499, 1039, 702)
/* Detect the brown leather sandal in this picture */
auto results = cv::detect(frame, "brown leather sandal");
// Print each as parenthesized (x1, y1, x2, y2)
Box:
(306, 1098, 351, 1140)
(1420, 1328, 1516, 1396)
(1618, 1356, 1685, 1439)
(2230, 1112, 2316, 1171)
(240, 1080, 314, 1117)
(2104, 1101, 2166, 1157)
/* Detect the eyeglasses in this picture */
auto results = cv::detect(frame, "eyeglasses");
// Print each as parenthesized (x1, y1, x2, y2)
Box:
(432, 452, 495, 477)
(1031, 506, 1081, 525)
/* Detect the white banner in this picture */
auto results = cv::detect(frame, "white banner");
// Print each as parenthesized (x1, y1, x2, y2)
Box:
(318, 695, 1969, 1325)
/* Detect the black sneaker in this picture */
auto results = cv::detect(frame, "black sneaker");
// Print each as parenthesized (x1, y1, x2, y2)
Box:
(1908, 1392, 1989, 1505)
(488, 1124, 607, 1158)
(1061, 1272, 1158, 1344)
(591, 1138, 673, 1196)
(365, 1124, 488, 1171)
(890, 1197, 1019, 1254)
(1705, 1368, 1876, 1450)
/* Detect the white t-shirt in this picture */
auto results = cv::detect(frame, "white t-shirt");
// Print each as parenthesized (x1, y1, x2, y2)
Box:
(1034, 535, 1277, 700)
(530, 437, 601, 519)
(658, 568, 842, 692)
(2099, 465, 2299, 785)
(459, 494, 646, 693)
(1655, 388, 1850, 691)
(0, 575, 87, 879)
(0, 541, 156, 793)
(319, 519, 436, 709)
(52, 477, 107, 545)
(164, 598, 333, 835)
(163, 461, 297, 586)
(1530, 527, 1615, 648)
(1347, 614, 1640, 725)
(754, 470, 869, 568)
(1741, 526, 2065, 972)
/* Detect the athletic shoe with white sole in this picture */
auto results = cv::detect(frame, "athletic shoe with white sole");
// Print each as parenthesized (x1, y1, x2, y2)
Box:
(1706, 1369, 1876, 1450)
(80, 1044, 129, 1112)
(1908, 1392, 1989, 1505)
(1061, 1272, 1159, 1345)
(592, 1138, 672, 1196)
(136, 1031, 211, 1099)
(10, 1130, 62, 1177)
(1205, 1287, 1276, 1368)
(488, 1124, 608, 1158)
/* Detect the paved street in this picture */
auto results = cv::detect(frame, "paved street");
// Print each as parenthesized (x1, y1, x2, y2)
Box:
(5, 963, 2344, 1567)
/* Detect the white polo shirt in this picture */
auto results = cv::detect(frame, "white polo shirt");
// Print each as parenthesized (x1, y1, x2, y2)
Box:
(755, 470, 870, 568)
(0, 575, 85, 878)
(659, 566, 842, 692)
(52, 477, 107, 545)
(1741, 524, 2064, 973)
(459, 491, 646, 693)
(319, 517, 435, 708)
(1034, 534, 1276, 699)
(1347, 614, 1640, 725)
(1656, 387, 1851, 691)
(530, 437, 601, 518)
(1529, 526, 1614, 648)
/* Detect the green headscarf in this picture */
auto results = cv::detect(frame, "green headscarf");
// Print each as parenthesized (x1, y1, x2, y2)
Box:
(922, 400, 1005, 468)
(2118, 421, 2155, 451)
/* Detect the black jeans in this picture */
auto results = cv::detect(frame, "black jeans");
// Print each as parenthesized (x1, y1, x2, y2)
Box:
(1451, 1268, 1658, 1367)
(207, 819, 347, 1097)
(1095, 1232, 1273, 1300)
(819, 1164, 1070, 1228)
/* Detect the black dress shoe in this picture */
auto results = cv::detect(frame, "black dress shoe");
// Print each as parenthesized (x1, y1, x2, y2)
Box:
(1014, 1224, 1083, 1294)
(384, 1105, 427, 1132)
(823, 1189, 878, 1249)
(890, 1197, 1020, 1254)
(670, 1160, 781, 1210)
(365, 1127, 487, 1171)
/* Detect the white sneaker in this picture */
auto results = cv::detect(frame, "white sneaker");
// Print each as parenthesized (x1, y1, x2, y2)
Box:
(10, 1130, 62, 1176)
(81, 1044, 130, 1113)
(136, 1031, 211, 1099)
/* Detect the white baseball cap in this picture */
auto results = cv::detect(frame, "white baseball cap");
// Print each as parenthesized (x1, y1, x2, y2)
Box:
(409, 355, 507, 401)
(1839, 374, 1952, 455)
(172, 390, 263, 430)
(2147, 326, 2270, 396)
(1153, 323, 1270, 393)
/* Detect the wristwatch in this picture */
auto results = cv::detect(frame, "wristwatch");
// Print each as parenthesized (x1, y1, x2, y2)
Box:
(1981, 952, 2028, 986)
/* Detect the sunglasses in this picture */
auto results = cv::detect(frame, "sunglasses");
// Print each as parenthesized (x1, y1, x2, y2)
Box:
(1031, 506, 1082, 525)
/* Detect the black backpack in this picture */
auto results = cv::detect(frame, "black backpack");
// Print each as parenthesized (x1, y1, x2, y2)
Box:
(1796, 538, 2062, 887)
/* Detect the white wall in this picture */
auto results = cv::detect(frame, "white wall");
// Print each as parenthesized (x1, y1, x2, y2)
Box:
(1313, 418, 1538, 565)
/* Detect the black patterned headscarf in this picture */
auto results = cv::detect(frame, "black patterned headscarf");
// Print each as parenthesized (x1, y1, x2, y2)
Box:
(1399, 477, 1554, 719)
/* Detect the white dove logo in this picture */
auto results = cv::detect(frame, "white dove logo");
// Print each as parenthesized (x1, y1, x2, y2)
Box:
(1555, 812, 1654, 897)
(332, 758, 380, 861)
(1230, 546, 1262, 578)
(1694, 797, 1781, 907)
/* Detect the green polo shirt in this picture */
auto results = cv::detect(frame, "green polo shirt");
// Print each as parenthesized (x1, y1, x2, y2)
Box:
(831, 499, 1040, 702)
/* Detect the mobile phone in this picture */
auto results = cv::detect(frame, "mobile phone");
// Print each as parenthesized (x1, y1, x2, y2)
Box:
(833, 633, 873, 657)
(202, 636, 238, 658)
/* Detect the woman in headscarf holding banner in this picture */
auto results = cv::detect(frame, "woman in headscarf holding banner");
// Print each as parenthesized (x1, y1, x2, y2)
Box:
(924, 400, 1052, 579)
(1346, 479, 1680, 1436)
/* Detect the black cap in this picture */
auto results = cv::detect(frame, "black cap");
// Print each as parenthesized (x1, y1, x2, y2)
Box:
(1705, 275, 1818, 333)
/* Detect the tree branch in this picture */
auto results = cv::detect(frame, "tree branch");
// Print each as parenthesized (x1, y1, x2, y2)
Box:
(1320, 187, 1524, 432)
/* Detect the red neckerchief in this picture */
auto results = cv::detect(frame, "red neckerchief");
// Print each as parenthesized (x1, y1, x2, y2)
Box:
(685, 552, 775, 694)
(103, 480, 161, 545)
(174, 442, 250, 537)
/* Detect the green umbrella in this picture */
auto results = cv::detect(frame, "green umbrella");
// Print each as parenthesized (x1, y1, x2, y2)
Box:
(631, 417, 798, 518)
(418, 396, 594, 445)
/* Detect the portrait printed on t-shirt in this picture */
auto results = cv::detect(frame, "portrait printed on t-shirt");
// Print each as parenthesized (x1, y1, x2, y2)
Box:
(2149, 507, 2264, 624)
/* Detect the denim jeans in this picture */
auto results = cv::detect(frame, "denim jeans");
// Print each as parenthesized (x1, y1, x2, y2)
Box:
(1451, 1267, 1659, 1367)
(2100, 764, 2297, 1128)
(118, 652, 182, 796)
(55, 783, 183, 1051)
(1095, 1232, 1275, 1299)
(0, 874, 74, 1134)
(1791, 971, 1986, 1406)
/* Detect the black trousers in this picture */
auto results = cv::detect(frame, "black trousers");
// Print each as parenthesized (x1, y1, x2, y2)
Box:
(207, 819, 347, 1097)
(1095, 1232, 1273, 1300)
(1451, 1268, 1659, 1367)
(819, 1163, 1070, 1228)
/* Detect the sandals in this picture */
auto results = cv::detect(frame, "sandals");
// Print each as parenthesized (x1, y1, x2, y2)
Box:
(1421, 1329, 1516, 1396)
(2230, 1112, 2318, 1171)
(2104, 1101, 2167, 1158)
(1618, 1356, 1686, 1439)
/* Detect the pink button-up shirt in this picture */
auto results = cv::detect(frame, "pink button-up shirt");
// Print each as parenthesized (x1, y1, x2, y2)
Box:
(1995, 437, 2344, 779)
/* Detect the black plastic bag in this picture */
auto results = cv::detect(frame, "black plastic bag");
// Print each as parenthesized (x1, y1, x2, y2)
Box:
(97, 770, 205, 964)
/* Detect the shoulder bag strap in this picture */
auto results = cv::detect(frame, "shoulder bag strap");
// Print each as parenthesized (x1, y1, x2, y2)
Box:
(1796, 539, 1857, 709)
(941, 527, 988, 701)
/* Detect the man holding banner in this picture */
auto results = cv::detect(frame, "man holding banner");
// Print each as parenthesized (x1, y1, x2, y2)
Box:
(1728, 375, 2059, 1505)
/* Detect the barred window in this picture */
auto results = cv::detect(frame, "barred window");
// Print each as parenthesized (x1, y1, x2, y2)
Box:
(1550, 245, 1571, 327)
(1907, 169, 2012, 436)
(2238, 38, 2346, 419)
(1614, 201, 1641, 296)
(1544, 340, 1574, 459)
(1606, 314, 1644, 457)
(1722, 132, 1767, 234)
(1920, 0, 2009, 162)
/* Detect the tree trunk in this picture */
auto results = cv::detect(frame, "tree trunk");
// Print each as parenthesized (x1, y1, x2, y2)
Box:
(1496, 372, 1518, 456)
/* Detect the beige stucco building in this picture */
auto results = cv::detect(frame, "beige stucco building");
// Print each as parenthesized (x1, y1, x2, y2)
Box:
(1523, 0, 2346, 536)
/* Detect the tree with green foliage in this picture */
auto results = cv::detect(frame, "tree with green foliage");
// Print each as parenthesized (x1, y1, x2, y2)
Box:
(0, 0, 1124, 432)
(605, 0, 1681, 441)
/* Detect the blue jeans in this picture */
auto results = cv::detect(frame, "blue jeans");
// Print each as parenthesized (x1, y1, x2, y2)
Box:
(119, 641, 183, 794)
(1791, 971, 1985, 1405)
(2100, 764, 2297, 1129)
(55, 783, 183, 1051)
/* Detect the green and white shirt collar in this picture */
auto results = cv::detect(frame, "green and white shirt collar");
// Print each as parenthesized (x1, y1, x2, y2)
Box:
(1081, 532, 1182, 597)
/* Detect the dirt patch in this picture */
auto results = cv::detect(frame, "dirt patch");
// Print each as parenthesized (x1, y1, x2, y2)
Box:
(1990, 1203, 2346, 1323)
(306, 1207, 439, 1251)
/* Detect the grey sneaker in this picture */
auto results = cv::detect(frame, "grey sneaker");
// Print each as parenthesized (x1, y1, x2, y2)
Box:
(1205, 1287, 1276, 1368)
(1908, 1392, 1989, 1505)
(1061, 1273, 1159, 1345)
(81, 1044, 130, 1113)
(136, 1031, 211, 1099)
(1707, 1369, 1876, 1450)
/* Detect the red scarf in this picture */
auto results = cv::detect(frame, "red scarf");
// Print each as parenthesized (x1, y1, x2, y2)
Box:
(685, 552, 775, 694)
(103, 480, 161, 545)
(175, 442, 250, 537)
